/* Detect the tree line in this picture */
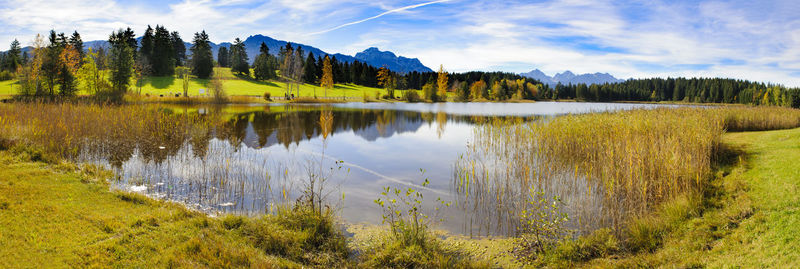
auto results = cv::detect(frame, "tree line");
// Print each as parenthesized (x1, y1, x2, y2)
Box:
(536, 77, 800, 108)
(3, 26, 799, 107)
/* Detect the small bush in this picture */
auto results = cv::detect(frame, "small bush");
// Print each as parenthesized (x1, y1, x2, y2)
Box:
(402, 90, 422, 103)
(116, 192, 152, 205)
(0, 70, 14, 81)
(263, 91, 272, 101)
(222, 215, 245, 230)
(546, 229, 619, 264)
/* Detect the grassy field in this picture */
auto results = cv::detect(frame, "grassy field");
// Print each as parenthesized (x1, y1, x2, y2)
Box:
(0, 68, 391, 99)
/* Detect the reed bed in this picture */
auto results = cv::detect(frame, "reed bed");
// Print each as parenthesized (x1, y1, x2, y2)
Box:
(722, 106, 800, 131)
(0, 102, 218, 163)
(453, 106, 800, 237)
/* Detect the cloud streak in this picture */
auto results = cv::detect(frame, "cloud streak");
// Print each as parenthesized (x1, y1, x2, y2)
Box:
(304, 0, 451, 36)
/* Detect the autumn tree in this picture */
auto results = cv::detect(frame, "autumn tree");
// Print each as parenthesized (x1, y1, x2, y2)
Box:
(77, 48, 109, 96)
(376, 66, 395, 98)
(176, 66, 190, 97)
(320, 55, 333, 97)
(469, 80, 487, 100)
(436, 64, 448, 101)
(17, 34, 45, 96)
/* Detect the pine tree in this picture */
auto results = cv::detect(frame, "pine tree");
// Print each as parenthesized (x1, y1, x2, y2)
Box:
(68, 31, 83, 63)
(108, 28, 136, 101)
(6, 39, 21, 71)
(139, 25, 154, 72)
(171, 31, 186, 66)
(190, 31, 214, 79)
(217, 47, 229, 67)
(230, 38, 249, 75)
(253, 42, 275, 80)
(303, 52, 317, 84)
(152, 25, 175, 76)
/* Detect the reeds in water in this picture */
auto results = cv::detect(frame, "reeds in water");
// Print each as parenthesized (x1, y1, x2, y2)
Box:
(453, 106, 800, 236)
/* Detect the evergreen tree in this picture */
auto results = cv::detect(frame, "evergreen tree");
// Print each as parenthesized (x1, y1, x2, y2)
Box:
(253, 42, 275, 80)
(303, 52, 317, 84)
(171, 31, 186, 66)
(230, 38, 249, 75)
(6, 39, 21, 71)
(139, 25, 154, 71)
(217, 47, 229, 67)
(68, 31, 83, 63)
(41, 30, 63, 96)
(108, 28, 136, 101)
(190, 31, 213, 79)
(151, 25, 175, 76)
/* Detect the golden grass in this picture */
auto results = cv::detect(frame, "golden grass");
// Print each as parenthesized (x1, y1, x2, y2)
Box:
(0, 102, 220, 164)
(453, 106, 800, 237)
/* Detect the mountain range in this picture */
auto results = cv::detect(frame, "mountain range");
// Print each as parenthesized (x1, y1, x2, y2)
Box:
(81, 34, 432, 73)
(520, 69, 624, 86)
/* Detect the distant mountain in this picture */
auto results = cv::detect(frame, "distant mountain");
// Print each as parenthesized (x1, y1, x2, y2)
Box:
(354, 47, 432, 73)
(520, 69, 624, 86)
(74, 34, 432, 73)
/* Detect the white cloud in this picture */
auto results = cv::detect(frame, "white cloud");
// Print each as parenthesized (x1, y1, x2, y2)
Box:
(0, 0, 798, 86)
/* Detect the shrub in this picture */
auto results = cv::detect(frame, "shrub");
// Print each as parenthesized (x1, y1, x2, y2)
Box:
(263, 92, 272, 101)
(402, 90, 422, 103)
(0, 70, 14, 81)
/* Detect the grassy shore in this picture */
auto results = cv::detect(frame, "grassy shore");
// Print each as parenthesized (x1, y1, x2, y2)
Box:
(2, 103, 800, 267)
(583, 127, 800, 267)
(0, 148, 351, 268)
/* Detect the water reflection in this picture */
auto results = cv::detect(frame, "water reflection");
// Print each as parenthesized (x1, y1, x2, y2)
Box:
(78, 102, 678, 236)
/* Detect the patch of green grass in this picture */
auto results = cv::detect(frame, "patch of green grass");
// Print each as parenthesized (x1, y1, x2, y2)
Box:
(0, 148, 347, 268)
(587, 127, 800, 267)
(0, 80, 16, 96)
(134, 67, 386, 98)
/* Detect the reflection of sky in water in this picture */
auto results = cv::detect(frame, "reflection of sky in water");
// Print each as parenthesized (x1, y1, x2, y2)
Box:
(104, 102, 685, 235)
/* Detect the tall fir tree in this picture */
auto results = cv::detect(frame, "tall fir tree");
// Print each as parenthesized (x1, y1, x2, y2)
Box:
(217, 47, 229, 67)
(139, 25, 154, 71)
(230, 38, 249, 75)
(68, 31, 83, 63)
(108, 28, 136, 101)
(253, 42, 275, 80)
(152, 25, 175, 76)
(171, 31, 186, 66)
(303, 52, 317, 84)
(190, 31, 213, 79)
(6, 39, 21, 71)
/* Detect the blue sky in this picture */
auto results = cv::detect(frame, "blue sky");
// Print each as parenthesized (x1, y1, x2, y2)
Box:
(1, 0, 799, 86)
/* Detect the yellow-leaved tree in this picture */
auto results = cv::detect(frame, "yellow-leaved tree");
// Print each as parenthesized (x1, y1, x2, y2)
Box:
(376, 66, 395, 99)
(320, 55, 334, 97)
(436, 64, 448, 101)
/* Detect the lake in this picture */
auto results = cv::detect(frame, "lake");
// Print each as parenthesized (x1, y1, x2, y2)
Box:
(85, 102, 682, 236)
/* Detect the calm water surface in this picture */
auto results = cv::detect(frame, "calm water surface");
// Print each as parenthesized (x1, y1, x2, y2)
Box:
(88, 102, 681, 235)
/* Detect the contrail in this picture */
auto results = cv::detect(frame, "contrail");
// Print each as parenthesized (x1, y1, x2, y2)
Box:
(306, 0, 452, 36)
(296, 148, 449, 196)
